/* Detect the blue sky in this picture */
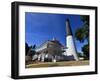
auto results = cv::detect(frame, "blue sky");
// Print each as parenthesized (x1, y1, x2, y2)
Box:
(25, 12, 88, 53)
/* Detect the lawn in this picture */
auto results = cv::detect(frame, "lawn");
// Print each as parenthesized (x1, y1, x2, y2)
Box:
(26, 60, 89, 68)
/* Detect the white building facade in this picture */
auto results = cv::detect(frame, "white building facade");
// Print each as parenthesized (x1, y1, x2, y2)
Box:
(32, 19, 79, 62)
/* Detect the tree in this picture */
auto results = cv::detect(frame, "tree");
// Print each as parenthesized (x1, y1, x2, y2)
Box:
(82, 44, 89, 60)
(25, 43, 29, 56)
(75, 28, 86, 43)
(75, 15, 89, 59)
(77, 52, 83, 57)
(25, 44, 36, 63)
(81, 15, 89, 26)
(27, 44, 36, 58)
(75, 15, 89, 43)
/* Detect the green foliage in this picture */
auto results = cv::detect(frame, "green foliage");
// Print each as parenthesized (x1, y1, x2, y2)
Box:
(77, 52, 83, 57)
(25, 43, 36, 57)
(28, 45, 36, 56)
(25, 43, 29, 56)
(75, 15, 89, 60)
(75, 15, 89, 43)
(82, 44, 89, 60)
(81, 15, 89, 26)
(75, 27, 86, 43)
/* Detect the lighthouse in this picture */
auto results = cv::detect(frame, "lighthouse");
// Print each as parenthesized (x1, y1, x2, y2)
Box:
(65, 19, 79, 61)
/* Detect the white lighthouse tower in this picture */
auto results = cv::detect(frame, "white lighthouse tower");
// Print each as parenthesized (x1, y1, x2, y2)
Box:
(65, 19, 79, 61)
